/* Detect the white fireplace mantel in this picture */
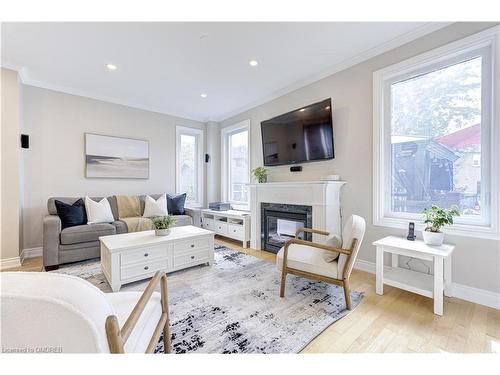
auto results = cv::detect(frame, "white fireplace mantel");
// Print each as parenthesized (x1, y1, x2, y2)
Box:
(248, 181, 346, 250)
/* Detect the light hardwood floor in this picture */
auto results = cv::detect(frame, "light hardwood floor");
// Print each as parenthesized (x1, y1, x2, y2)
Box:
(4, 236, 500, 353)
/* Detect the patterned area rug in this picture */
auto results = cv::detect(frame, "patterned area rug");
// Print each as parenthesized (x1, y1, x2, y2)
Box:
(52, 245, 363, 353)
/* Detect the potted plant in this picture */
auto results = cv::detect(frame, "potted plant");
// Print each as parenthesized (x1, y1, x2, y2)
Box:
(421, 205, 460, 246)
(252, 166, 268, 183)
(151, 215, 176, 236)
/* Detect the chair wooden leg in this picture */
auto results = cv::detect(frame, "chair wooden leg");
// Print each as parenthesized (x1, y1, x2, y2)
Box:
(280, 270, 287, 298)
(160, 274, 172, 354)
(343, 280, 352, 310)
(105, 315, 125, 353)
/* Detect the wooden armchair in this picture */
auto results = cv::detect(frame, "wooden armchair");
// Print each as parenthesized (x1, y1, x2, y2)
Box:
(277, 215, 366, 309)
(106, 271, 172, 353)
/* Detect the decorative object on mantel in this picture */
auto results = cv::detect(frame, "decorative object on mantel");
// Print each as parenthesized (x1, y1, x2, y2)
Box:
(152, 215, 176, 236)
(85, 133, 149, 179)
(252, 166, 268, 183)
(407, 222, 416, 241)
(421, 205, 460, 246)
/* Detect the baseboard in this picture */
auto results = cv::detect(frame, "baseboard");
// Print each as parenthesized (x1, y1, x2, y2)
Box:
(354, 259, 500, 310)
(20, 247, 43, 261)
(0, 256, 22, 270)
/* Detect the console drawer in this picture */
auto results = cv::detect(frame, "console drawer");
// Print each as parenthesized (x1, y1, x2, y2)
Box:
(121, 258, 168, 280)
(173, 237, 211, 255)
(228, 224, 245, 240)
(214, 222, 228, 235)
(121, 245, 167, 266)
(173, 249, 210, 267)
(202, 218, 215, 231)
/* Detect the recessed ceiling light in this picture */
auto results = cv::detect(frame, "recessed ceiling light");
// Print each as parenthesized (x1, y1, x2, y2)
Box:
(106, 63, 117, 71)
(299, 108, 306, 112)
(249, 60, 259, 67)
(200, 93, 208, 98)
(325, 106, 331, 110)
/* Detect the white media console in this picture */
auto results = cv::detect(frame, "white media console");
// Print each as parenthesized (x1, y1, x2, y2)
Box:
(201, 209, 251, 248)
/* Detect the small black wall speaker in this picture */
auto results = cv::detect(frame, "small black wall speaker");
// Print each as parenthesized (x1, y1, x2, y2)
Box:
(21, 134, 29, 149)
(290, 165, 302, 172)
(205, 154, 210, 163)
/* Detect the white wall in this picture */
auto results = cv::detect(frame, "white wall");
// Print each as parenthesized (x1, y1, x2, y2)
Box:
(1, 68, 21, 265)
(22, 86, 205, 249)
(217, 22, 500, 295)
(205, 121, 221, 203)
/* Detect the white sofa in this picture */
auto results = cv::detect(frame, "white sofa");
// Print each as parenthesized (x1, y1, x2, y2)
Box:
(0, 272, 167, 353)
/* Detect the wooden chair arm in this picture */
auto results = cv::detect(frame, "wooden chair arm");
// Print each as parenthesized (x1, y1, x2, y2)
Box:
(295, 227, 330, 238)
(106, 271, 172, 354)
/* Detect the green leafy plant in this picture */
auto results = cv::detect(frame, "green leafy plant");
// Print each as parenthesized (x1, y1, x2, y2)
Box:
(151, 215, 176, 230)
(422, 205, 460, 233)
(252, 166, 268, 183)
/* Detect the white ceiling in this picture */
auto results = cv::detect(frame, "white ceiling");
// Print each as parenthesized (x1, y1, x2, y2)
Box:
(1, 22, 448, 122)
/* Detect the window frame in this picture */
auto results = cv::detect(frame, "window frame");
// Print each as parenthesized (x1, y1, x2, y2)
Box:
(373, 27, 500, 240)
(221, 119, 251, 210)
(175, 126, 204, 207)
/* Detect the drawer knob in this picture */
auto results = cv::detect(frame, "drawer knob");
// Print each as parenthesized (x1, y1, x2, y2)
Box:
(144, 266, 149, 270)
(191, 255, 195, 259)
(190, 244, 195, 248)
(144, 253, 149, 257)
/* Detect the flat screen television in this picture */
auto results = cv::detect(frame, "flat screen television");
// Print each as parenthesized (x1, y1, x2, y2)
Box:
(261, 98, 334, 166)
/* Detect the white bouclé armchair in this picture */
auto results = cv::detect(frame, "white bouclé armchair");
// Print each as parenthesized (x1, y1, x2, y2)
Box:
(0, 271, 171, 353)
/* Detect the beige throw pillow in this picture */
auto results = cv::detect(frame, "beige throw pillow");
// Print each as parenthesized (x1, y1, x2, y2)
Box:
(322, 235, 342, 262)
(115, 195, 141, 218)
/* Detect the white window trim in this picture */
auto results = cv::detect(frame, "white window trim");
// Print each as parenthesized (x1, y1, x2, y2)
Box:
(373, 26, 500, 240)
(221, 119, 251, 210)
(176, 126, 204, 208)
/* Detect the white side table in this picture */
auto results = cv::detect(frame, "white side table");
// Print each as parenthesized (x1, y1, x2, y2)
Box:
(373, 236, 455, 316)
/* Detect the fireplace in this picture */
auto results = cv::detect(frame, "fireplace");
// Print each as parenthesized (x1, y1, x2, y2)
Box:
(261, 203, 312, 253)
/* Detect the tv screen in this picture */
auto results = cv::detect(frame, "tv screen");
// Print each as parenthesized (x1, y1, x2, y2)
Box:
(261, 98, 334, 166)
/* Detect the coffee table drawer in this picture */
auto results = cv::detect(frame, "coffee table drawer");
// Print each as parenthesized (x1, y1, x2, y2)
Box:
(121, 258, 168, 280)
(174, 249, 209, 267)
(173, 237, 211, 255)
(121, 245, 167, 266)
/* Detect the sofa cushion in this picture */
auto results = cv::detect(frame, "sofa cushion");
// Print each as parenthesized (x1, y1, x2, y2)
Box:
(60, 223, 116, 245)
(276, 243, 338, 279)
(111, 220, 128, 234)
(167, 193, 186, 215)
(171, 215, 193, 227)
(55, 198, 87, 229)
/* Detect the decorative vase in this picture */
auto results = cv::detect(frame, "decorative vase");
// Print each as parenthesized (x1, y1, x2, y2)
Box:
(258, 176, 267, 183)
(422, 230, 444, 246)
(155, 228, 171, 236)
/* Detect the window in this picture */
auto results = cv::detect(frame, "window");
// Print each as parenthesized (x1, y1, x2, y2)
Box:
(373, 29, 499, 239)
(222, 120, 250, 208)
(176, 126, 204, 206)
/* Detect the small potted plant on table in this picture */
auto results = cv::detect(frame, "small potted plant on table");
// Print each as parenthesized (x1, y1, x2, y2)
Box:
(421, 205, 460, 246)
(152, 215, 176, 236)
(252, 166, 269, 183)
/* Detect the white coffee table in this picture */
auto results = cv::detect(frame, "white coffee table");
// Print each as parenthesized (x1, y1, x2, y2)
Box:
(100, 225, 215, 291)
(373, 236, 455, 316)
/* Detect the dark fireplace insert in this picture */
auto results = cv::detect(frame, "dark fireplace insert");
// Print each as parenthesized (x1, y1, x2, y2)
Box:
(261, 203, 312, 253)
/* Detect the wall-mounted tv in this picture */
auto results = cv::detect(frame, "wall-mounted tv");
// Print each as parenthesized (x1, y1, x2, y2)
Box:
(261, 98, 334, 166)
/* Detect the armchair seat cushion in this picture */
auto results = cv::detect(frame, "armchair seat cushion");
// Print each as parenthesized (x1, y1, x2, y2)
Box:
(60, 223, 116, 245)
(104, 292, 162, 353)
(276, 244, 338, 279)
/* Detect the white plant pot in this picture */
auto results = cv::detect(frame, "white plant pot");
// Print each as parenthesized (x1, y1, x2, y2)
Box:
(155, 228, 171, 236)
(422, 230, 444, 246)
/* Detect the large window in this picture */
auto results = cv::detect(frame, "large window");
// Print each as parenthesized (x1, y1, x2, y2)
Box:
(176, 126, 204, 206)
(373, 29, 499, 239)
(222, 120, 250, 208)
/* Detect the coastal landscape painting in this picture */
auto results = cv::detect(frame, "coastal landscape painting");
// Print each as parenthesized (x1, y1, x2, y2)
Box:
(85, 133, 149, 179)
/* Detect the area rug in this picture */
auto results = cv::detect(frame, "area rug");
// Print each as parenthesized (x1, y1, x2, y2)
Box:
(51, 245, 363, 353)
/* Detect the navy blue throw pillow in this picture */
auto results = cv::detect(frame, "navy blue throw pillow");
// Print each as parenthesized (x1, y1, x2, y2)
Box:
(55, 199, 87, 229)
(167, 193, 187, 215)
